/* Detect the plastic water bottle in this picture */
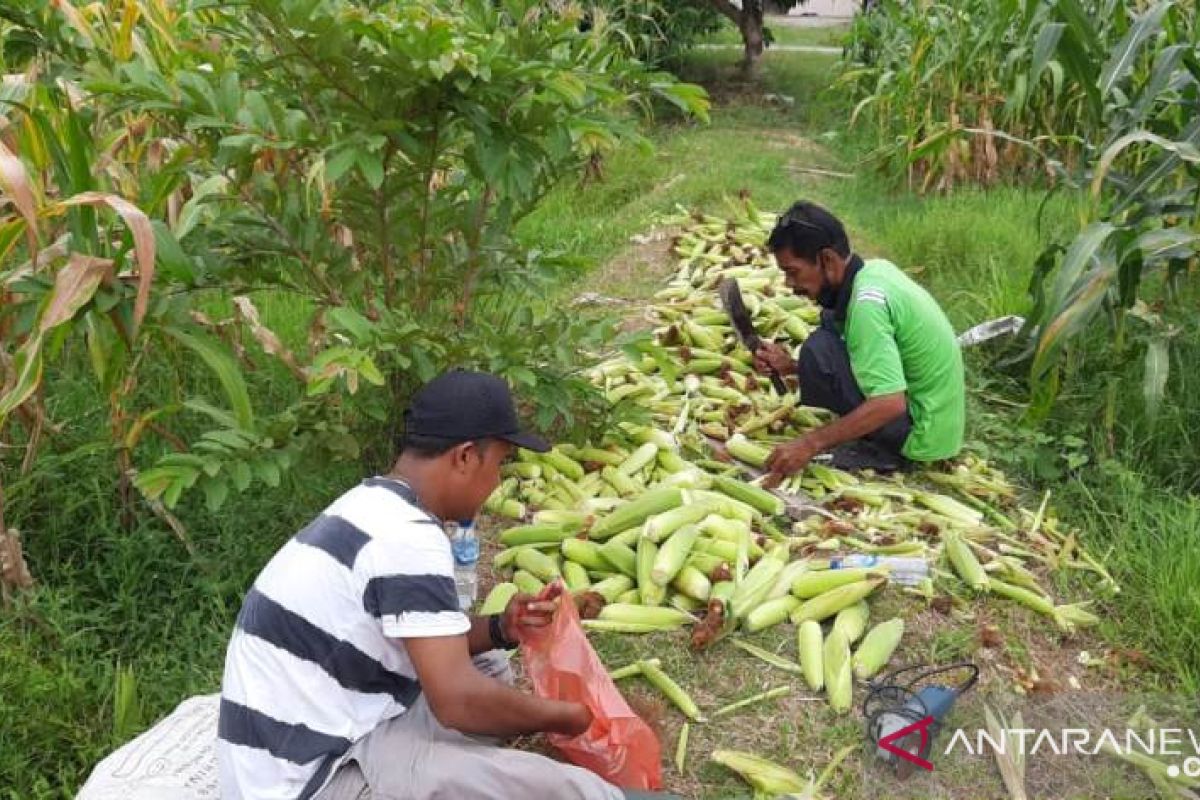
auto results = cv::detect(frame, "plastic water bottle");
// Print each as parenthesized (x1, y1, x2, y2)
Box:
(829, 554, 928, 587)
(450, 519, 479, 611)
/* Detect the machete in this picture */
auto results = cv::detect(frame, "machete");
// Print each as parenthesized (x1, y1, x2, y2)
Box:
(718, 277, 789, 395)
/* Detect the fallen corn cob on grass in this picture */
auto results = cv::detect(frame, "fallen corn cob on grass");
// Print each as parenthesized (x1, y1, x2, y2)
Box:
(478, 207, 1133, 798)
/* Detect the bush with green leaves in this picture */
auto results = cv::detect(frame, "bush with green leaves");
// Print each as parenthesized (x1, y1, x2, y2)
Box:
(0, 0, 709, 526)
(585, 0, 724, 66)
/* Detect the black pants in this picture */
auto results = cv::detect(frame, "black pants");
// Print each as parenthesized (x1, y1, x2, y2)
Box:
(796, 319, 912, 471)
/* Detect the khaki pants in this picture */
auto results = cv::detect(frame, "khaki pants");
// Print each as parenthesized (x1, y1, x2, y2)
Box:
(314, 651, 624, 800)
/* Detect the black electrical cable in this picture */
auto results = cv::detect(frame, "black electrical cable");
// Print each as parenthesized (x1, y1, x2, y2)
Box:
(862, 662, 980, 749)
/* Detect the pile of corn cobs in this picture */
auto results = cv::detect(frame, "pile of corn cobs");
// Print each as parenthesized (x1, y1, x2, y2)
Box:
(479, 204, 1119, 791)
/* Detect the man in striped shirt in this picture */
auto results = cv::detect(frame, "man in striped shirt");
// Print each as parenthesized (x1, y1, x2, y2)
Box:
(218, 370, 624, 800)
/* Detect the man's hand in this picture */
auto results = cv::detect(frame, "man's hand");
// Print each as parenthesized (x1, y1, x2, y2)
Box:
(753, 341, 793, 376)
(562, 702, 594, 737)
(500, 590, 561, 643)
(766, 435, 821, 477)
(763, 394, 908, 479)
(404, 633, 594, 738)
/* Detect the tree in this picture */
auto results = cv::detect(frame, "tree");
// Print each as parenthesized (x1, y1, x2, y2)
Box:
(703, 0, 808, 74)
(0, 0, 709, 521)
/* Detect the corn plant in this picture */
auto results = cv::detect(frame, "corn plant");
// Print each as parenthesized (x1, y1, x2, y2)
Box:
(0, 68, 171, 521)
(840, 0, 1189, 190)
(1023, 1, 1198, 426)
(844, 0, 1089, 190)
(0, 71, 370, 530)
(842, 0, 1198, 430)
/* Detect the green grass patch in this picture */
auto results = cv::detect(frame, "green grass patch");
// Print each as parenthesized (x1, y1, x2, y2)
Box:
(699, 19, 850, 48)
(1063, 468, 1200, 692)
(516, 49, 844, 274)
(0, 462, 358, 799)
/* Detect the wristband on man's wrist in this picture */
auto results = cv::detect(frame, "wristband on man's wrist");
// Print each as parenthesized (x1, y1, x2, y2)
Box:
(488, 614, 518, 650)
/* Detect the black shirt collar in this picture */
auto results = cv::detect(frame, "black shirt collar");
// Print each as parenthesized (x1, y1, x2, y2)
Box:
(831, 253, 865, 326)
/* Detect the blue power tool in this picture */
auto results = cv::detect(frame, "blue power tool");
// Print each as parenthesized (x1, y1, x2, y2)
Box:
(863, 662, 979, 778)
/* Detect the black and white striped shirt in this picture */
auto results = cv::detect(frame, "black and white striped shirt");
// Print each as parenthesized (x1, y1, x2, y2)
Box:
(217, 478, 468, 800)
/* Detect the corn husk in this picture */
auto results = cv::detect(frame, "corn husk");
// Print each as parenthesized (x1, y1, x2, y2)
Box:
(710, 750, 806, 797)
(791, 577, 886, 624)
(797, 620, 824, 691)
(831, 600, 870, 644)
(823, 629, 852, 713)
(851, 618, 905, 679)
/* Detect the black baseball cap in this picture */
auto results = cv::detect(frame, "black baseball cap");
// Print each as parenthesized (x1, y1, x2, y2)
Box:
(403, 370, 550, 452)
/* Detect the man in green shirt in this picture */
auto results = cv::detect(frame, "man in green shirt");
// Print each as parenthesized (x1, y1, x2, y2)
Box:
(754, 201, 964, 474)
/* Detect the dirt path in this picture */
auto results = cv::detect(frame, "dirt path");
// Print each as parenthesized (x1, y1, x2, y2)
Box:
(696, 43, 842, 54)
(570, 227, 679, 332)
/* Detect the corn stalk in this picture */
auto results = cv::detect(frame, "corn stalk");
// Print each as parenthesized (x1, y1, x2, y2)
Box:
(843, 0, 1198, 426)
(1023, 1, 1199, 427)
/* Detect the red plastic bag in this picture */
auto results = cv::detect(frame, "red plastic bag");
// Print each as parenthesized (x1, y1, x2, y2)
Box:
(517, 582, 663, 790)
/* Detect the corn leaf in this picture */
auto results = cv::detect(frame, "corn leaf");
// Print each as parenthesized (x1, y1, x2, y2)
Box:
(38, 254, 112, 332)
(1092, 131, 1200, 199)
(1143, 338, 1170, 420)
(0, 340, 43, 422)
(1030, 23, 1065, 91)
(1098, 2, 1172, 102)
(0, 140, 39, 263)
(58, 192, 157, 335)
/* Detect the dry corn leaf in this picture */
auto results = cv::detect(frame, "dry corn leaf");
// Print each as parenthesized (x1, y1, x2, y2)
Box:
(39, 254, 113, 331)
(0, 528, 34, 592)
(58, 192, 156, 335)
(985, 704, 1027, 800)
(50, 0, 97, 43)
(0, 139, 39, 265)
(233, 296, 304, 380)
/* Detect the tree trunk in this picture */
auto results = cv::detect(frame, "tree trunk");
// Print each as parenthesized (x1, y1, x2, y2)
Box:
(708, 0, 766, 76)
(739, 2, 765, 75)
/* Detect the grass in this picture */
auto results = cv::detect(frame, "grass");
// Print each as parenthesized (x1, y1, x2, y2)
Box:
(517, 48, 846, 270)
(3, 33, 1198, 800)
(1062, 468, 1200, 689)
(0, 464, 358, 799)
(698, 19, 850, 49)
